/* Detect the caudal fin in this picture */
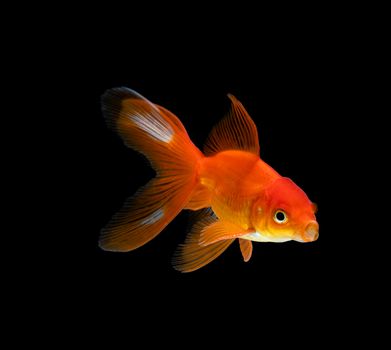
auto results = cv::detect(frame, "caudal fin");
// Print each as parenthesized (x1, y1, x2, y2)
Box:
(100, 88, 203, 251)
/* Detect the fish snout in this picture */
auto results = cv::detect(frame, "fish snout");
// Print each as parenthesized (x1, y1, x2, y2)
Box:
(303, 221, 319, 242)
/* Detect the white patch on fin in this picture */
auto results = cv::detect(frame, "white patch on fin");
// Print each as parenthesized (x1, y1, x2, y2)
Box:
(141, 209, 164, 226)
(132, 114, 173, 143)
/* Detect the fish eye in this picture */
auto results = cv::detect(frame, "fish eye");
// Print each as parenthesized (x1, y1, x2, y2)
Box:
(274, 210, 287, 224)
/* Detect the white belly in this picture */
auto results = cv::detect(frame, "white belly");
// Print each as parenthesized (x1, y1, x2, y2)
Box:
(241, 231, 291, 243)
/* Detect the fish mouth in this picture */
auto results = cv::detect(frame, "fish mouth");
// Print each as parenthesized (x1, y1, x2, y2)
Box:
(302, 221, 319, 242)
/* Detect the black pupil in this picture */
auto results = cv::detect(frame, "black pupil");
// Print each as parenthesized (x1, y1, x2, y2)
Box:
(276, 211, 285, 221)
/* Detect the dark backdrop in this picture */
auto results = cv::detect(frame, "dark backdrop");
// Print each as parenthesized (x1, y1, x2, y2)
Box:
(73, 50, 332, 285)
(56, 19, 348, 339)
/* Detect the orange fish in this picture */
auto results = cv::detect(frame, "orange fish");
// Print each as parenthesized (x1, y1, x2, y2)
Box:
(100, 88, 319, 272)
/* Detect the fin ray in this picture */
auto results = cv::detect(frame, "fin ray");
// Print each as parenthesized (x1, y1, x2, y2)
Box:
(184, 184, 211, 210)
(100, 177, 195, 251)
(199, 220, 251, 246)
(102, 87, 203, 174)
(172, 209, 234, 272)
(204, 94, 260, 156)
(239, 239, 253, 262)
(100, 88, 203, 251)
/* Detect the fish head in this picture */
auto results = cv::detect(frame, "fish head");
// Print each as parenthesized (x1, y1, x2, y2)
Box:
(251, 177, 318, 243)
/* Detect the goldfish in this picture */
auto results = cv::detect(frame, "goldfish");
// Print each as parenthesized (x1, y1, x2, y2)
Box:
(100, 87, 319, 272)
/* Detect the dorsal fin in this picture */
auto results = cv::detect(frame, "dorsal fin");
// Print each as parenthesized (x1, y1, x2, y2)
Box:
(204, 94, 260, 156)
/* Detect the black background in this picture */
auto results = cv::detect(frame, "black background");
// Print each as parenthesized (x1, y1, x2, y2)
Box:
(47, 8, 357, 340)
(14, 3, 384, 345)
(74, 47, 332, 295)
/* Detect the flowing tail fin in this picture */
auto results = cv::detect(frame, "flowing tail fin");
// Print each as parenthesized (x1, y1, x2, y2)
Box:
(100, 88, 203, 251)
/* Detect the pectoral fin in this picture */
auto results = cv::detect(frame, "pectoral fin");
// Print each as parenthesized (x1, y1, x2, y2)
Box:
(239, 239, 253, 262)
(199, 220, 252, 246)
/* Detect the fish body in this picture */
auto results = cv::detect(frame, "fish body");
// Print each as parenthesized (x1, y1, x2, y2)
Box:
(100, 88, 318, 272)
(197, 150, 279, 226)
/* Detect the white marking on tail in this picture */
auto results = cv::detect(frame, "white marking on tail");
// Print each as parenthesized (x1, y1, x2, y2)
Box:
(141, 209, 164, 226)
(132, 114, 173, 143)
